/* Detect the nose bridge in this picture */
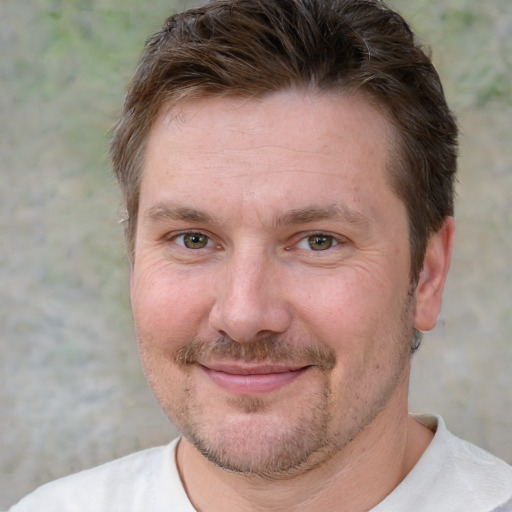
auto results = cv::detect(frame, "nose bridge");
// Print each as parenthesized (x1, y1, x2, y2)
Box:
(229, 246, 264, 296)
(209, 244, 291, 342)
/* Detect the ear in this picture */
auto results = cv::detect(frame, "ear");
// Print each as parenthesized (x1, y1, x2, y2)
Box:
(414, 217, 455, 332)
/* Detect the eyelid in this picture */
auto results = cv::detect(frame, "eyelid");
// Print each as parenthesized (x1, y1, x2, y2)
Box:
(292, 231, 348, 250)
(168, 230, 217, 249)
(164, 229, 347, 251)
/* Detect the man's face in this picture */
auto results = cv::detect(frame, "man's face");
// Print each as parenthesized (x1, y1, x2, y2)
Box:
(131, 91, 420, 477)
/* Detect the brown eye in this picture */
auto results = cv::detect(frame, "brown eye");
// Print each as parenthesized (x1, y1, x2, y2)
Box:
(180, 233, 210, 249)
(307, 235, 335, 251)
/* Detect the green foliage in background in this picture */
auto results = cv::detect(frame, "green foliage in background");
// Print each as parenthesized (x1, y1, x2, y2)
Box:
(2, 0, 511, 312)
(7, 0, 194, 166)
(390, 0, 512, 107)
(1, 2, 511, 507)
(6, 0, 511, 165)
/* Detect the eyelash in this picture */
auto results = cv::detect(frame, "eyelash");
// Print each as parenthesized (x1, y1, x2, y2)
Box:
(294, 233, 341, 251)
(171, 232, 216, 250)
(169, 231, 345, 252)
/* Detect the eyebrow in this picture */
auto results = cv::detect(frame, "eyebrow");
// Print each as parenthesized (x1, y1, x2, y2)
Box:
(143, 203, 370, 229)
(144, 204, 219, 225)
(272, 204, 370, 230)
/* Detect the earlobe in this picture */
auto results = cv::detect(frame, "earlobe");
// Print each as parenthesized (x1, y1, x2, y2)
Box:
(414, 217, 455, 332)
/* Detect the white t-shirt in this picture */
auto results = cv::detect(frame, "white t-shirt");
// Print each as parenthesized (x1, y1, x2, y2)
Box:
(8, 415, 512, 512)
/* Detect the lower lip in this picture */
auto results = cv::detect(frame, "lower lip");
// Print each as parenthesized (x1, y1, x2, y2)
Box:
(202, 366, 309, 394)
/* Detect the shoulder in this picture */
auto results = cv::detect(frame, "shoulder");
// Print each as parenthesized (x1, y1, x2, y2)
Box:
(423, 415, 512, 488)
(8, 439, 186, 512)
(374, 415, 512, 512)
(431, 426, 512, 511)
(440, 430, 512, 510)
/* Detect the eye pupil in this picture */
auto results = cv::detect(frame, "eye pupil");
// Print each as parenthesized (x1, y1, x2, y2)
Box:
(308, 235, 333, 251)
(183, 233, 208, 249)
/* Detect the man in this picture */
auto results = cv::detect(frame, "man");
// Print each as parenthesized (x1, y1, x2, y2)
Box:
(9, 0, 512, 510)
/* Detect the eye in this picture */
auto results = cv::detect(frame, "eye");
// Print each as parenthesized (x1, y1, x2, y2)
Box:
(297, 234, 339, 251)
(174, 232, 212, 249)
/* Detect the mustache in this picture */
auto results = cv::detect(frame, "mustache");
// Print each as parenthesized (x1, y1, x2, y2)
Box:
(174, 335, 337, 372)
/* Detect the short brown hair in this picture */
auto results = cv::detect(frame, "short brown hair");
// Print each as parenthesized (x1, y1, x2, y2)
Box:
(110, 0, 457, 282)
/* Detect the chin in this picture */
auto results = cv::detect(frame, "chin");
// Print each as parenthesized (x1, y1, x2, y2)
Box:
(175, 393, 338, 479)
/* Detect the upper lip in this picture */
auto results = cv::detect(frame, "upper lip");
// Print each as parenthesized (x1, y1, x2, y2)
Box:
(200, 361, 309, 375)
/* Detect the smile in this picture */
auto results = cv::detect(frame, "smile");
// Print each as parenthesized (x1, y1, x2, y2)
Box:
(200, 362, 310, 394)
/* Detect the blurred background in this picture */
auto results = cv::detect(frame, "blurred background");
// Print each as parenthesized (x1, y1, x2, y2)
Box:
(1, 0, 511, 508)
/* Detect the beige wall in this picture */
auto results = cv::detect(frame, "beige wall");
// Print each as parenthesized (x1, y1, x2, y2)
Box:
(1, 0, 511, 508)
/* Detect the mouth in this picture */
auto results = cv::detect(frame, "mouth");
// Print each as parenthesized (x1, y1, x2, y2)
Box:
(199, 361, 311, 394)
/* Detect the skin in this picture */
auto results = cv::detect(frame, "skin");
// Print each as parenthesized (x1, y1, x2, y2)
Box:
(130, 90, 454, 511)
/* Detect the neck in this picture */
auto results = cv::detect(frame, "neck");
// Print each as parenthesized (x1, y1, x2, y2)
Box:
(176, 401, 433, 512)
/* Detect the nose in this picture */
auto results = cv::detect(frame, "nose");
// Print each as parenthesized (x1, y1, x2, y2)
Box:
(208, 249, 292, 343)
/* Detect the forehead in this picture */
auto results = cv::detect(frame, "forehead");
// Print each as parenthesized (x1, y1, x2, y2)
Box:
(141, 91, 399, 221)
(151, 90, 393, 155)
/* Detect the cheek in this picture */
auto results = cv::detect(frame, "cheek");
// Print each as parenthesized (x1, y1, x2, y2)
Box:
(293, 266, 383, 318)
(131, 261, 214, 347)
(292, 265, 408, 349)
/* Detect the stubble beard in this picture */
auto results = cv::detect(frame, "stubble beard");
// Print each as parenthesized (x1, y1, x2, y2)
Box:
(143, 289, 416, 481)
(184, 385, 335, 479)
(169, 336, 338, 479)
